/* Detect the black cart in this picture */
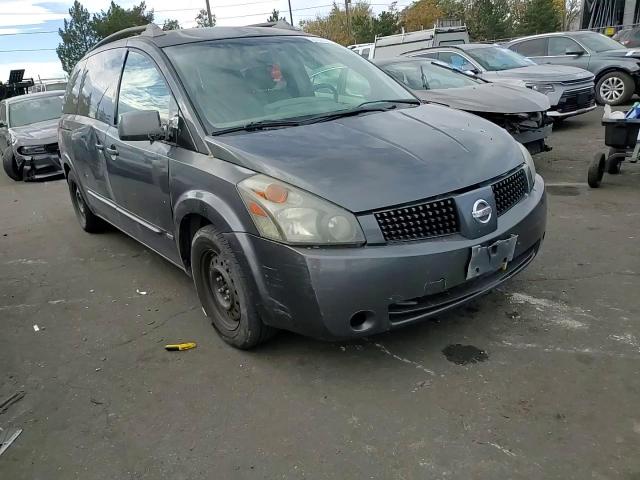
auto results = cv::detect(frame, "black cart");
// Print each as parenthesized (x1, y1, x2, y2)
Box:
(588, 116, 640, 187)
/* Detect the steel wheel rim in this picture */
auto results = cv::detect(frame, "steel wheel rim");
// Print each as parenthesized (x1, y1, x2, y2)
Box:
(204, 251, 241, 331)
(73, 184, 86, 222)
(600, 77, 625, 102)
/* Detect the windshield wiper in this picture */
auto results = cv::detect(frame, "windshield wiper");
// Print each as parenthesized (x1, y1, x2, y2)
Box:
(355, 99, 421, 108)
(212, 119, 303, 135)
(302, 99, 421, 124)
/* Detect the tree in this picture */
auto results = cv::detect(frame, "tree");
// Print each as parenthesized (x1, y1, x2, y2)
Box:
(401, 0, 442, 32)
(267, 9, 285, 22)
(195, 8, 216, 27)
(562, 0, 581, 29)
(56, 1, 97, 74)
(520, 0, 561, 35)
(372, 4, 400, 38)
(162, 19, 180, 30)
(92, 1, 154, 40)
(466, 0, 511, 41)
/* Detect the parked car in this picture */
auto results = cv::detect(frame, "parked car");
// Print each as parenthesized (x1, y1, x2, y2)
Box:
(59, 24, 546, 349)
(29, 78, 68, 94)
(505, 31, 640, 105)
(612, 27, 640, 48)
(0, 91, 64, 181)
(409, 44, 596, 120)
(349, 43, 374, 59)
(366, 23, 469, 59)
(375, 57, 552, 154)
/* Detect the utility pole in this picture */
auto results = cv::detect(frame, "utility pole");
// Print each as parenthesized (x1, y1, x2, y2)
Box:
(205, 0, 213, 26)
(287, 0, 293, 26)
(345, 0, 352, 44)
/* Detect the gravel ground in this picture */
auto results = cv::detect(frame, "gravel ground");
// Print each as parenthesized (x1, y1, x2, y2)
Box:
(1, 107, 639, 479)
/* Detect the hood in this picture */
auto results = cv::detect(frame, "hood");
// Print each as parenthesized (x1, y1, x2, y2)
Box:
(205, 105, 524, 212)
(484, 64, 594, 83)
(412, 83, 551, 114)
(10, 118, 58, 146)
(596, 48, 640, 59)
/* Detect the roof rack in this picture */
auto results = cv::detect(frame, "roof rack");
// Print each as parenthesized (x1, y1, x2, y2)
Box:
(247, 20, 298, 30)
(90, 23, 164, 52)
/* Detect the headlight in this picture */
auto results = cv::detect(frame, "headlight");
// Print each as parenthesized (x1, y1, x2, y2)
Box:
(17, 145, 47, 155)
(526, 83, 555, 95)
(238, 174, 365, 245)
(518, 142, 536, 190)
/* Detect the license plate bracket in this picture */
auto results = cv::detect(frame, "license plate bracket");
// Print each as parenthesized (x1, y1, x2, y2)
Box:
(466, 234, 518, 280)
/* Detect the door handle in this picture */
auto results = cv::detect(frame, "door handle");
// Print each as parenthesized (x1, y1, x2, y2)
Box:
(95, 142, 104, 151)
(105, 146, 119, 156)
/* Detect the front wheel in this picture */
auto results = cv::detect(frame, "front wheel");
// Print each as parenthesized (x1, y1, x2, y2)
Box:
(596, 71, 635, 106)
(191, 225, 275, 349)
(2, 152, 22, 181)
(606, 148, 623, 174)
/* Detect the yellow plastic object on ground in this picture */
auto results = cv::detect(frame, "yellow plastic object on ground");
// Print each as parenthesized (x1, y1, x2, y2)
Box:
(165, 342, 197, 351)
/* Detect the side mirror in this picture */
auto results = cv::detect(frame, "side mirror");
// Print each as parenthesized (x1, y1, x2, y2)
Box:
(464, 68, 479, 76)
(118, 110, 163, 142)
(565, 48, 585, 56)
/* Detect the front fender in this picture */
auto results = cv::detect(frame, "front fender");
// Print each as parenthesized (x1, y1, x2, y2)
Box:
(173, 189, 256, 252)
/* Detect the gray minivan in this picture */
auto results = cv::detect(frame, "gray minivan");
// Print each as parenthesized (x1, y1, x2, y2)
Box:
(59, 24, 547, 349)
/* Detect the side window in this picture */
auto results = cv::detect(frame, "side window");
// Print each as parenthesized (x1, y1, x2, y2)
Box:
(511, 38, 547, 57)
(414, 52, 438, 59)
(361, 48, 370, 59)
(0, 102, 6, 124)
(344, 70, 371, 97)
(312, 66, 342, 91)
(117, 51, 171, 125)
(548, 37, 582, 56)
(438, 52, 474, 70)
(63, 59, 86, 115)
(78, 49, 125, 123)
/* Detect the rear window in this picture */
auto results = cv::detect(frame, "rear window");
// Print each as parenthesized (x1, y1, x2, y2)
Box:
(77, 48, 125, 124)
(511, 38, 547, 56)
(63, 60, 86, 115)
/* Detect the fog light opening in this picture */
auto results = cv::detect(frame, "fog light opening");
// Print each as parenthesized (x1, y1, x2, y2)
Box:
(349, 310, 375, 331)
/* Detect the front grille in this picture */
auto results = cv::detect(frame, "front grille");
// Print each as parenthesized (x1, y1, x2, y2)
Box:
(374, 197, 460, 242)
(492, 169, 528, 216)
(44, 143, 59, 154)
(557, 87, 595, 113)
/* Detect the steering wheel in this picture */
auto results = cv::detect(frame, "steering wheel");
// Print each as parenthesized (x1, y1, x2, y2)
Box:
(313, 83, 339, 102)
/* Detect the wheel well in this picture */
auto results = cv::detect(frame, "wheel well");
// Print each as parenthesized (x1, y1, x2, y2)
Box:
(179, 213, 212, 272)
(595, 68, 633, 84)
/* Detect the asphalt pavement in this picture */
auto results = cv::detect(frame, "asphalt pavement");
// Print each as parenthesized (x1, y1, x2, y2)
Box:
(1, 107, 639, 479)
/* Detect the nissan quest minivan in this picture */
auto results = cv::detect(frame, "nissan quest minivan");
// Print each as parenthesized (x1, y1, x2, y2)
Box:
(59, 24, 547, 349)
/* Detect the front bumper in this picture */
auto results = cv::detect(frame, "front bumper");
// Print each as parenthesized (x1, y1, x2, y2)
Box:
(15, 152, 63, 181)
(512, 124, 553, 155)
(547, 105, 596, 119)
(228, 175, 547, 340)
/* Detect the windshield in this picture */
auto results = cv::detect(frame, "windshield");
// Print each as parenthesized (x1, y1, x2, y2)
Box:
(380, 60, 482, 90)
(8, 95, 63, 128)
(574, 32, 624, 52)
(164, 36, 414, 131)
(466, 46, 535, 71)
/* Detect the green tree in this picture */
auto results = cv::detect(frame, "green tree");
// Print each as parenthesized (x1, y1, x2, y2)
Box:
(56, 1, 97, 74)
(466, 0, 511, 41)
(162, 19, 180, 30)
(520, 0, 561, 34)
(372, 3, 400, 38)
(195, 8, 216, 27)
(401, 0, 442, 32)
(267, 9, 285, 22)
(92, 1, 154, 40)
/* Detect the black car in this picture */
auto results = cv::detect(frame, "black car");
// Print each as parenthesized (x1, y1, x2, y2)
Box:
(59, 24, 546, 349)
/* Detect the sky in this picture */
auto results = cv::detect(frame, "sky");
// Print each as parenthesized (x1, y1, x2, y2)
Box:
(0, 0, 400, 82)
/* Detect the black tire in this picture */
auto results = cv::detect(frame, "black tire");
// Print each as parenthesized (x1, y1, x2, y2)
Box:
(67, 170, 106, 233)
(596, 71, 635, 106)
(588, 153, 606, 188)
(2, 152, 22, 181)
(191, 224, 275, 349)
(606, 148, 623, 174)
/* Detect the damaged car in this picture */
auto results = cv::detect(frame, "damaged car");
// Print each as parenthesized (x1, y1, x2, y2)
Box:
(375, 57, 552, 154)
(59, 24, 546, 349)
(0, 91, 64, 181)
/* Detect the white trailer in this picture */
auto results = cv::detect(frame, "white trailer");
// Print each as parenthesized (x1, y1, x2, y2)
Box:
(370, 25, 469, 59)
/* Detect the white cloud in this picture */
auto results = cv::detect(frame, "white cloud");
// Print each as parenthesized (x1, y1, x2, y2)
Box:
(0, 61, 65, 82)
(0, 1, 67, 28)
